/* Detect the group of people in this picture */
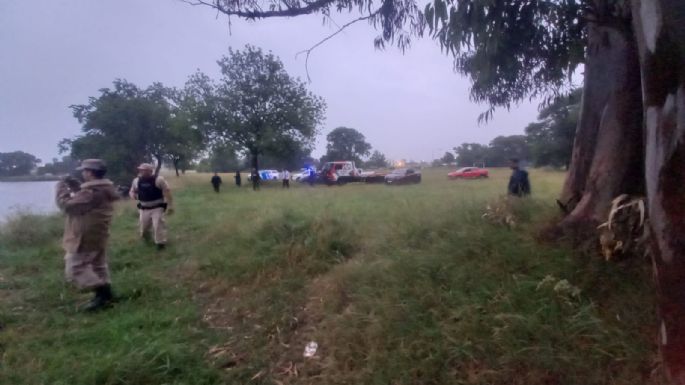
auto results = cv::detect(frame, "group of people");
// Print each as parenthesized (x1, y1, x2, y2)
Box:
(211, 169, 294, 192)
(54, 157, 529, 312)
(55, 160, 174, 312)
(210, 170, 243, 192)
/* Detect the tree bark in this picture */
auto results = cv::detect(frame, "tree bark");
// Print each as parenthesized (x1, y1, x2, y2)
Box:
(631, 1, 685, 382)
(560, 22, 644, 226)
(173, 158, 180, 177)
(154, 154, 163, 177)
(250, 150, 259, 171)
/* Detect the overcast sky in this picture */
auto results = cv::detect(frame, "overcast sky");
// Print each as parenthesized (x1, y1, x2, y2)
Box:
(0, 0, 542, 163)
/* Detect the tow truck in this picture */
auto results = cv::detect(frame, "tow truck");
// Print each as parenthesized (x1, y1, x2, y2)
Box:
(320, 161, 389, 185)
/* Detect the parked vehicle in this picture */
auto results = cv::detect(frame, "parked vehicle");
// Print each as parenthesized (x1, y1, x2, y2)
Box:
(321, 161, 361, 184)
(247, 169, 280, 181)
(448, 167, 489, 179)
(292, 168, 311, 182)
(385, 168, 421, 185)
(361, 169, 389, 183)
(296, 168, 320, 183)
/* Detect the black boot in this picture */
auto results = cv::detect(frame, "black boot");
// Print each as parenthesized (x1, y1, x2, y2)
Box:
(82, 284, 113, 312)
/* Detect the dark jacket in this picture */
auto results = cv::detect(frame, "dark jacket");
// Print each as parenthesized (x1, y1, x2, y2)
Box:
(508, 169, 531, 196)
(211, 175, 222, 186)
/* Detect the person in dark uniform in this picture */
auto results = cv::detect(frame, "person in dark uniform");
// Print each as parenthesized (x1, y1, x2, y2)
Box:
(507, 158, 531, 196)
(234, 170, 241, 187)
(211, 173, 222, 193)
(250, 168, 261, 191)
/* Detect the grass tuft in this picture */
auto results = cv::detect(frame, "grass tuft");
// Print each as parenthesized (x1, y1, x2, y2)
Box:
(0, 209, 62, 247)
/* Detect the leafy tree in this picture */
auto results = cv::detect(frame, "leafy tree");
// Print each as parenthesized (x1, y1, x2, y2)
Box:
(321, 127, 371, 164)
(454, 136, 528, 167)
(64, 79, 208, 183)
(37, 156, 79, 176)
(525, 89, 581, 168)
(0, 151, 41, 177)
(259, 136, 314, 170)
(487, 135, 529, 166)
(163, 121, 203, 176)
(167, 71, 219, 175)
(196, 144, 242, 172)
(453, 143, 489, 167)
(365, 150, 389, 168)
(440, 151, 455, 165)
(212, 45, 326, 171)
(138, 82, 178, 175)
(432, 151, 456, 167)
(425, 0, 585, 118)
(164, 87, 207, 176)
(65, 80, 166, 184)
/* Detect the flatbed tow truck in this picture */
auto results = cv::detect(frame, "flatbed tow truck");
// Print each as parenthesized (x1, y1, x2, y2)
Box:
(319, 161, 389, 185)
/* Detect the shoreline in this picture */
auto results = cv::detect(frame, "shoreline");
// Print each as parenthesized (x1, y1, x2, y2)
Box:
(0, 176, 62, 182)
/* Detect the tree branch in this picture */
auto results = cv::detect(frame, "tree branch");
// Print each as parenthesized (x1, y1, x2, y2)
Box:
(295, 9, 381, 82)
(180, 0, 336, 19)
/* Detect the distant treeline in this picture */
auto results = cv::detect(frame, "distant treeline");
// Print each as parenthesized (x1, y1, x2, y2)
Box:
(0, 152, 81, 179)
(434, 88, 581, 168)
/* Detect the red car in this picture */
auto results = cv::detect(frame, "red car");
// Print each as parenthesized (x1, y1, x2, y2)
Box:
(448, 167, 489, 179)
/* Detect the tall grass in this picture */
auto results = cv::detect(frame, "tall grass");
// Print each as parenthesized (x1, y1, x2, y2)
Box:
(0, 208, 62, 247)
(0, 168, 656, 385)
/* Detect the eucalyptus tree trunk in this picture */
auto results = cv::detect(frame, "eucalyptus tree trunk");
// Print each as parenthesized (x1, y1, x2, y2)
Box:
(631, 1, 685, 382)
(154, 154, 163, 177)
(173, 158, 180, 177)
(250, 150, 259, 172)
(559, 22, 644, 227)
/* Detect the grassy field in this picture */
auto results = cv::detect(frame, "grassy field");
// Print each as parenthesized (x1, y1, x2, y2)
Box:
(0, 168, 657, 385)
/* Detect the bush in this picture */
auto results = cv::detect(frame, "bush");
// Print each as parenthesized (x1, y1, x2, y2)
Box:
(0, 209, 62, 247)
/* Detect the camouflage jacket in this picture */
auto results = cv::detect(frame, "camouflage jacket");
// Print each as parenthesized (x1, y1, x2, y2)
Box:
(55, 179, 118, 253)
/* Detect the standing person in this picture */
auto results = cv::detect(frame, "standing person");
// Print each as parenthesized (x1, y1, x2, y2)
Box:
(129, 163, 174, 250)
(234, 170, 242, 187)
(281, 168, 290, 189)
(250, 168, 261, 191)
(55, 159, 118, 312)
(507, 158, 531, 197)
(211, 172, 222, 193)
(307, 167, 317, 186)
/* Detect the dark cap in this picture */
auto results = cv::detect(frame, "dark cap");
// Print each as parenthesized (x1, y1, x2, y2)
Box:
(76, 159, 107, 171)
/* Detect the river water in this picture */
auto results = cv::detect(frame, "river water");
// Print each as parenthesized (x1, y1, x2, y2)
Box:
(0, 181, 59, 220)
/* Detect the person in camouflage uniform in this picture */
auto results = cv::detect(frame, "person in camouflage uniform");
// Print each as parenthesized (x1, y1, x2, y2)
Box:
(55, 159, 118, 312)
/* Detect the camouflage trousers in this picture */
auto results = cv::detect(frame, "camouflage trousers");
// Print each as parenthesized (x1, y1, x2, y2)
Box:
(64, 250, 110, 290)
